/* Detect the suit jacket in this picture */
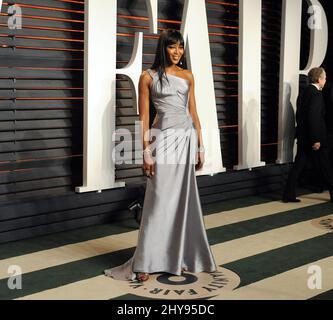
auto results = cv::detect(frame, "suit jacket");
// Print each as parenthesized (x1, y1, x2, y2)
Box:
(296, 84, 327, 149)
(323, 81, 333, 135)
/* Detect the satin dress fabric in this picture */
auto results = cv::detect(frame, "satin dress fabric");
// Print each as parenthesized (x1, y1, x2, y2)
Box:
(104, 69, 217, 280)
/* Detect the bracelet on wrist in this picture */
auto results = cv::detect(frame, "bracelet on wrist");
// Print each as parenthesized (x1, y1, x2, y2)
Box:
(143, 147, 152, 154)
(197, 146, 205, 153)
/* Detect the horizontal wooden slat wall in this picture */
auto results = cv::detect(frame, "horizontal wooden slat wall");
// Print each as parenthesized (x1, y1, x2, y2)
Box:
(0, 0, 141, 242)
(0, 0, 331, 243)
(0, 1, 139, 243)
(206, 0, 239, 169)
(0, 0, 85, 203)
(260, 0, 281, 164)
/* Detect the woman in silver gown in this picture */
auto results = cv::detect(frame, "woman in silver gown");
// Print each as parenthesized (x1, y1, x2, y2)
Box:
(104, 29, 217, 281)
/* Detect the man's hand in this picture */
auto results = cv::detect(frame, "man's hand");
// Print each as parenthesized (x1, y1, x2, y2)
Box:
(312, 142, 321, 151)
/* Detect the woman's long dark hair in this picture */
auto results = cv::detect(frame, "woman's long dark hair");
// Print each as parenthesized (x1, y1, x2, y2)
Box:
(150, 29, 187, 90)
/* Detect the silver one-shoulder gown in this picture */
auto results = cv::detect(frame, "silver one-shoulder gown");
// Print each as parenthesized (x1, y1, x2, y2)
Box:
(104, 69, 217, 280)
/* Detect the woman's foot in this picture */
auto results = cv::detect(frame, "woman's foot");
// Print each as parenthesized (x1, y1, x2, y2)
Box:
(136, 272, 149, 282)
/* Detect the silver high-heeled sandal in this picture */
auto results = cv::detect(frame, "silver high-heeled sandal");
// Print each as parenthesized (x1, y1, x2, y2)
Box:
(136, 272, 149, 282)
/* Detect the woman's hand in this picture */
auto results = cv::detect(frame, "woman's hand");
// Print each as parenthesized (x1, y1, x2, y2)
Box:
(195, 150, 205, 171)
(142, 149, 155, 178)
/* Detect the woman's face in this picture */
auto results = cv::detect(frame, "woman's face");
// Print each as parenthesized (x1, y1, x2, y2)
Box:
(166, 41, 184, 66)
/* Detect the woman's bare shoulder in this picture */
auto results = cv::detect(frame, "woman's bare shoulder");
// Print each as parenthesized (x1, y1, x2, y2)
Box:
(140, 70, 153, 83)
(179, 68, 194, 82)
(141, 70, 151, 77)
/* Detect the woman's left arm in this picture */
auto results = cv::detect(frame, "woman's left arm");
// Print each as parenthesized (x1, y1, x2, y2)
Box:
(187, 71, 204, 148)
(186, 71, 205, 170)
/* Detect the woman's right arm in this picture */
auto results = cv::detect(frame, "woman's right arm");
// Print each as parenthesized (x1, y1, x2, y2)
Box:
(139, 71, 151, 151)
(139, 71, 155, 177)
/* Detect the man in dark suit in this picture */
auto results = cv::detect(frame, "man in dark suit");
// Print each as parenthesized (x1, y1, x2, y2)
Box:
(283, 67, 333, 202)
(323, 81, 333, 154)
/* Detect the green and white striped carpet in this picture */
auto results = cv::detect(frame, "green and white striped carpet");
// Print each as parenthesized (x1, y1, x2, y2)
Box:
(0, 192, 332, 300)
